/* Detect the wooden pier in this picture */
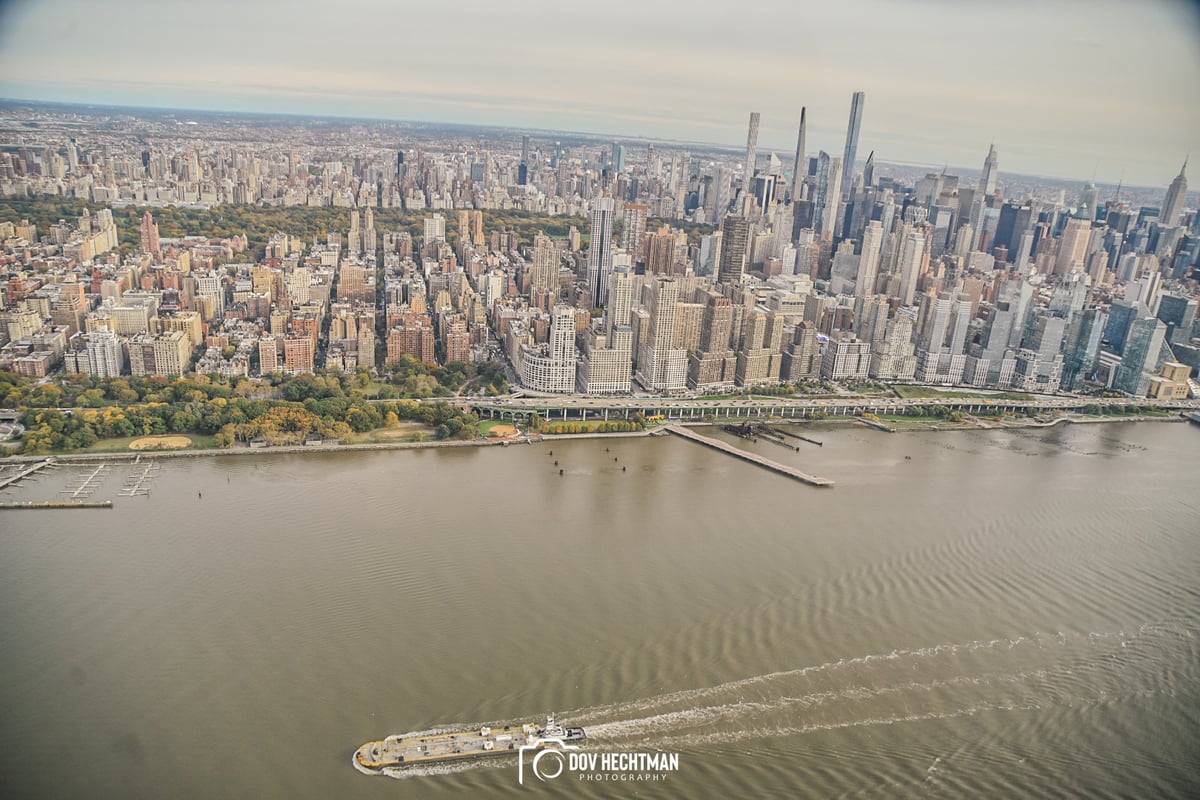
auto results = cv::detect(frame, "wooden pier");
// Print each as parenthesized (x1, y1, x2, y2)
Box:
(665, 425, 834, 487)
(763, 425, 823, 447)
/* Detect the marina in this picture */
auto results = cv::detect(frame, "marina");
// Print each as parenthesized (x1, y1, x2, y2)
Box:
(0, 459, 55, 490)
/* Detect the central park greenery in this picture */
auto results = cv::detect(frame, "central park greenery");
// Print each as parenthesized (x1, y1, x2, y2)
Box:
(0, 369, 483, 455)
(0, 198, 715, 262)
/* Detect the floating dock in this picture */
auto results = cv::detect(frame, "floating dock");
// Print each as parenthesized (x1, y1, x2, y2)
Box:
(0, 459, 54, 490)
(61, 463, 110, 498)
(119, 461, 160, 496)
(665, 425, 834, 487)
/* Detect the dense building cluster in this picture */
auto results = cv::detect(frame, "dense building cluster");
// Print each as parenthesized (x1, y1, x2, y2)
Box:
(1, 99, 1197, 401)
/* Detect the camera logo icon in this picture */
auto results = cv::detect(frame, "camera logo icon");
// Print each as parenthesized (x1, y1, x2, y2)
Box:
(517, 738, 580, 784)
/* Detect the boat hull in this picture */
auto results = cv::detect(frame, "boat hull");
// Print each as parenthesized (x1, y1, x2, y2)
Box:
(354, 721, 584, 773)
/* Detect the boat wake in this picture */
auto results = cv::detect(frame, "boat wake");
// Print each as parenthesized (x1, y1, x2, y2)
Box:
(367, 620, 1195, 779)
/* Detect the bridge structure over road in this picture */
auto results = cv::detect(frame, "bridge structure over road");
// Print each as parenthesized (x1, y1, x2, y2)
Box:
(463, 394, 1200, 424)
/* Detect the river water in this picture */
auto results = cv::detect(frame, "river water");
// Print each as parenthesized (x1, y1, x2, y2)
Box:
(1, 421, 1198, 798)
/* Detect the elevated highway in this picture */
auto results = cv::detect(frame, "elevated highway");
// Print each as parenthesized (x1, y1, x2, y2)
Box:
(461, 393, 1200, 424)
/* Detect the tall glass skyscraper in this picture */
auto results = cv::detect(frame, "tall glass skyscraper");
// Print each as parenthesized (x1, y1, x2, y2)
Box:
(840, 91, 865, 201)
(1114, 317, 1166, 396)
(586, 198, 615, 308)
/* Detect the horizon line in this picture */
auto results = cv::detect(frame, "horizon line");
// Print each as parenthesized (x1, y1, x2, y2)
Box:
(0, 95, 1186, 196)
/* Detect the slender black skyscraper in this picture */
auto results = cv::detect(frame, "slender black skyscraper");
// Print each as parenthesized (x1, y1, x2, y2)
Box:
(862, 150, 875, 188)
(519, 135, 530, 185)
(791, 107, 807, 203)
(840, 91, 865, 201)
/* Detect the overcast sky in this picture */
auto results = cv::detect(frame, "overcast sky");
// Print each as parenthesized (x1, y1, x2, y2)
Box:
(1, 0, 1198, 187)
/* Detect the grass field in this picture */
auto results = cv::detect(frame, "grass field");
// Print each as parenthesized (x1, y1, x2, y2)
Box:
(892, 386, 1035, 401)
(349, 422, 434, 443)
(478, 419, 520, 437)
(1074, 408, 1172, 418)
(73, 434, 217, 454)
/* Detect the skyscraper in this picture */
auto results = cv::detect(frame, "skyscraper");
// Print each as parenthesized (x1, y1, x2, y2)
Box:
(636, 277, 688, 392)
(1062, 307, 1107, 390)
(790, 107, 807, 203)
(586, 198, 615, 307)
(578, 264, 634, 395)
(520, 306, 577, 393)
(1055, 213, 1092, 276)
(621, 203, 649, 257)
(840, 91, 865, 201)
(1161, 158, 1188, 227)
(1156, 293, 1197, 344)
(606, 264, 633, 336)
(980, 142, 999, 195)
(519, 135, 530, 185)
(741, 112, 761, 201)
(855, 220, 884, 298)
(717, 215, 749, 285)
(1113, 316, 1166, 396)
(969, 144, 999, 249)
(896, 225, 927, 306)
(812, 153, 843, 239)
(140, 211, 160, 260)
(530, 232, 558, 295)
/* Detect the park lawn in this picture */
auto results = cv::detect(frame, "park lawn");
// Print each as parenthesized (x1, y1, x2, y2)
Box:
(68, 433, 217, 454)
(1076, 408, 1172, 418)
(350, 422, 435, 442)
(892, 385, 1034, 401)
(349, 380, 396, 398)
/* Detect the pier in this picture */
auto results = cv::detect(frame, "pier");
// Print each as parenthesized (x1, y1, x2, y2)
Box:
(0, 500, 112, 510)
(0, 459, 54, 490)
(857, 416, 896, 433)
(763, 425, 823, 447)
(120, 461, 160, 496)
(61, 463, 110, 498)
(664, 425, 834, 487)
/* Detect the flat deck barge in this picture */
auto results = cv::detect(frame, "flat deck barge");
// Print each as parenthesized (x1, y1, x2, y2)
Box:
(354, 715, 584, 775)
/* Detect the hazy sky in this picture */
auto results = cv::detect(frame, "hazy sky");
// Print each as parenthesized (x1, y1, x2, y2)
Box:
(1, 0, 1198, 187)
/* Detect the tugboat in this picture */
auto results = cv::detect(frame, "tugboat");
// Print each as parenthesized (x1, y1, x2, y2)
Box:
(353, 714, 585, 775)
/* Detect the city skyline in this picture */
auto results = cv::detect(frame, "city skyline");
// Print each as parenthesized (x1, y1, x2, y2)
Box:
(1, 0, 1198, 187)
